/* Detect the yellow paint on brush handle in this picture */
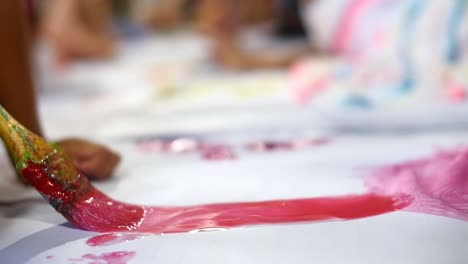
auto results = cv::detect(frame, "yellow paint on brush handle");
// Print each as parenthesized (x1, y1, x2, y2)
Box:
(0, 105, 84, 185)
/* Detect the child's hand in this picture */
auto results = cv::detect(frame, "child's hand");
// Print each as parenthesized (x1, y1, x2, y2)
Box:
(57, 138, 121, 180)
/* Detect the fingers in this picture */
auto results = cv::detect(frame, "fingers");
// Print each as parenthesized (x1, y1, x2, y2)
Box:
(75, 147, 121, 180)
(57, 138, 121, 180)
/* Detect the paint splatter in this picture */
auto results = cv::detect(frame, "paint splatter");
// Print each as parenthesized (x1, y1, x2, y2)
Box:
(199, 144, 237, 160)
(68, 251, 135, 264)
(137, 137, 330, 160)
(136, 138, 236, 160)
(46, 255, 54, 260)
(365, 148, 468, 221)
(137, 138, 200, 153)
(86, 234, 144, 247)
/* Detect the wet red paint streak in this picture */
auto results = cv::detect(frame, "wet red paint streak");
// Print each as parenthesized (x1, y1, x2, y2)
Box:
(68, 251, 135, 264)
(134, 193, 411, 234)
(22, 164, 411, 233)
(22, 159, 410, 234)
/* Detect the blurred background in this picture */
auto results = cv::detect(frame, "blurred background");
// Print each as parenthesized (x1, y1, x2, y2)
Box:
(26, 0, 468, 140)
(31, 0, 468, 141)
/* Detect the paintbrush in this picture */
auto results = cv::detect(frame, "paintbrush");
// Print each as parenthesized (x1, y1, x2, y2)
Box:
(0, 106, 412, 234)
(0, 106, 144, 232)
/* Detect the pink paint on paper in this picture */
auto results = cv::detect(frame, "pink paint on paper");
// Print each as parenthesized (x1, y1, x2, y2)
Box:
(199, 144, 237, 160)
(365, 148, 468, 221)
(137, 138, 200, 153)
(136, 138, 236, 161)
(137, 137, 329, 160)
(68, 251, 135, 264)
(86, 234, 144, 247)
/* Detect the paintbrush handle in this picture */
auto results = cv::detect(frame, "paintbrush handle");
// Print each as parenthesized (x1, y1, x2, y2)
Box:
(0, 105, 92, 211)
(0, 106, 81, 181)
(0, 105, 40, 169)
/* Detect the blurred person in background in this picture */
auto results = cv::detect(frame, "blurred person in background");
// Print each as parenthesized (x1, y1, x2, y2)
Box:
(0, 1, 120, 181)
(40, 0, 312, 70)
(41, 0, 194, 66)
(196, 0, 312, 70)
(41, 0, 116, 66)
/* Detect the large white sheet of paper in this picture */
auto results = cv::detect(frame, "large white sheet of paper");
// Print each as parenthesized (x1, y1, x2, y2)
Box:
(1, 32, 468, 264)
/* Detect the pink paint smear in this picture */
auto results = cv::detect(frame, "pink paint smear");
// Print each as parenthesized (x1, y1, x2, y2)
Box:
(365, 147, 468, 221)
(68, 251, 135, 264)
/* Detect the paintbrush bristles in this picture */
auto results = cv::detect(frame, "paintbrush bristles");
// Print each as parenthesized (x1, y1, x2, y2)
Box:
(0, 105, 88, 198)
(0, 106, 144, 231)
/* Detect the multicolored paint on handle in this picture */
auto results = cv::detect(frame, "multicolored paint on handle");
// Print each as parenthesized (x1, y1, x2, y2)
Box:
(0, 105, 91, 211)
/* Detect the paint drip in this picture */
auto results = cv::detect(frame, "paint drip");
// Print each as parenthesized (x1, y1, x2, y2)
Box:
(68, 251, 135, 264)
(86, 234, 145, 247)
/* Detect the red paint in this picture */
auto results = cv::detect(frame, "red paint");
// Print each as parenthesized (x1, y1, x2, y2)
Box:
(87, 234, 144, 247)
(22, 154, 410, 234)
(62, 186, 146, 233)
(46, 255, 54, 260)
(68, 251, 135, 264)
(365, 148, 468, 221)
(134, 193, 411, 234)
(52, 184, 411, 233)
(22, 161, 79, 205)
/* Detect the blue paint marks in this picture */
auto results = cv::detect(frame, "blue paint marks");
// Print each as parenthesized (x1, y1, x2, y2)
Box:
(342, 93, 372, 109)
(445, 0, 467, 64)
(398, 0, 426, 95)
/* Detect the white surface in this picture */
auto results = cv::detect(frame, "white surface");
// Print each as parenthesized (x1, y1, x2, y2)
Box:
(1, 32, 468, 264)
(2, 131, 468, 264)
